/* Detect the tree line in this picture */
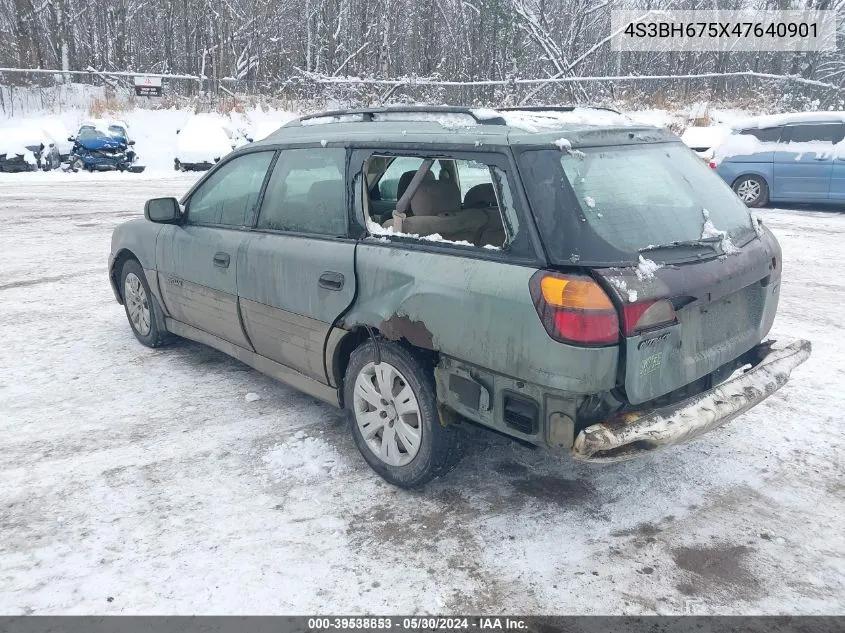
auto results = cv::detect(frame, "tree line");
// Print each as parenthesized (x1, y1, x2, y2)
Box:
(1, 0, 843, 106)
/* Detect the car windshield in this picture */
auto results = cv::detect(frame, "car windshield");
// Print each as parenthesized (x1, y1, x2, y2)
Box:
(518, 142, 757, 265)
(77, 126, 102, 140)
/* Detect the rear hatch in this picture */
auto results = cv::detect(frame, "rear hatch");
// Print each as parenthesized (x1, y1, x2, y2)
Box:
(517, 138, 782, 405)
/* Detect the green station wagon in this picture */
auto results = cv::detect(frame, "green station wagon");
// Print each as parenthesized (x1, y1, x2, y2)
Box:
(109, 106, 811, 487)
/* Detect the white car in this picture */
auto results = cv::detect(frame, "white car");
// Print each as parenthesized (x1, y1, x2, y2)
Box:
(680, 125, 729, 160)
(174, 114, 250, 171)
(0, 124, 61, 172)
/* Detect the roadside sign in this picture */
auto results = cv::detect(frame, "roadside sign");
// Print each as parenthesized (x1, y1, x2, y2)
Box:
(134, 75, 163, 97)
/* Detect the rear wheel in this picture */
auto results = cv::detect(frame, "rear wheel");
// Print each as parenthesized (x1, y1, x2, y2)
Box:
(344, 340, 462, 488)
(120, 259, 171, 348)
(733, 175, 769, 207)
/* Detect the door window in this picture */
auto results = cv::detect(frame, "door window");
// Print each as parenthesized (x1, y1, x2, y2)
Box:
(782, 123, 845, 144)
(256, 148, 348, 236)
(739, 127, 783, 143)
(363, 154, 519, 250)
(375, 157, 442, 201)
(187, 151, 274, 227)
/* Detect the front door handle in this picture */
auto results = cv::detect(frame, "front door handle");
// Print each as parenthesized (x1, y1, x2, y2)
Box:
(319, 271, 344, 290)
(213, 252, 230, 268)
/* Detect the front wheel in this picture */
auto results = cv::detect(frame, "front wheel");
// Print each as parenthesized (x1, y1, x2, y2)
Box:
(120, 259, 171, 348)
(71, 158, 85, 172)
(733, 175, 769, 208)
(344, 340, 462, 488)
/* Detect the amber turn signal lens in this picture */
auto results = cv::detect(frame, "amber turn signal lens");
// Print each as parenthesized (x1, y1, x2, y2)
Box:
(540, 276, 614, 311)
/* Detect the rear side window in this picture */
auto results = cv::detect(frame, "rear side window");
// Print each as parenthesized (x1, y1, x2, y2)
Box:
(187, 151, 274, 227)
(375, 157, 442, 200)
(256, 147, 347, 236)
(519, 143, 756, 265)
(739, 127, 783, 142)
(782, 123, 844, 144)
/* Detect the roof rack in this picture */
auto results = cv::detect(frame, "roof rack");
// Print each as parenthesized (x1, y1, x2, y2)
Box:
(295, 106, 507, 126)
(498, 105, 622, 115)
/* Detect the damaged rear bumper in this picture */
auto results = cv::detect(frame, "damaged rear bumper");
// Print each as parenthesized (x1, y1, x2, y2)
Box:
(571, 339, 811, 462)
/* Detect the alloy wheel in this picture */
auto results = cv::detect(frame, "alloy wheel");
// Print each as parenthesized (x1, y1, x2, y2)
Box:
(124, 272, 151, 336)
(736, 179, 761, 204)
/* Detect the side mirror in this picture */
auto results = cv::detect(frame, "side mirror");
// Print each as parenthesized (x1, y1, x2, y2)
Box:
(246, 136, 254, 143)
(144, 197, 181, 223)
(128, 140, 136, 146)
(176, 129, 180, 134)
(67, 136, 75, 142)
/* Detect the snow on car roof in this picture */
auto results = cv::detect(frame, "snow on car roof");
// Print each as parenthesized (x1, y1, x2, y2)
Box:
(0, 125, 52, 148)
(733, 111, 845, 130)
(495, 108, 629, 132)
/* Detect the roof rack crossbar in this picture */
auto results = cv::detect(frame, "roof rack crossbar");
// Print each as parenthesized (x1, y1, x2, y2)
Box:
(498, 105, 622, 115)
(296, 105, 507, 126)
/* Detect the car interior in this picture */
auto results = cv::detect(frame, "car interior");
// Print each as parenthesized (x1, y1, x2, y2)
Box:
(364, 155, 510, 248)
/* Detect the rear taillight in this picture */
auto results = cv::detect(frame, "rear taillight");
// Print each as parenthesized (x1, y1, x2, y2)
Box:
(708, 160, 718, 169)
(529, 272, 618, 346)
(622, 299, 677, 335)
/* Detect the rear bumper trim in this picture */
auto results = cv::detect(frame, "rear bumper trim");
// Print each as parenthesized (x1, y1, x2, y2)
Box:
(571, 339, 811, 462)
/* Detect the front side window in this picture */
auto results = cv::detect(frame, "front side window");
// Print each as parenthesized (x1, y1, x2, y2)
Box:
(187, 151, 274, 227)
(256, 147, 347, 236)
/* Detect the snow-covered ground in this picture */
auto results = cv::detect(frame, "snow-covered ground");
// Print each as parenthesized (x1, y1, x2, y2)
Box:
(0, 175, 843, 615)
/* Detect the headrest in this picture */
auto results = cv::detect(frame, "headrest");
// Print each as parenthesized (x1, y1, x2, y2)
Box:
(410, 180, 461, 217)
(464, 183, 497, 208)
(397, 168, 435, 200)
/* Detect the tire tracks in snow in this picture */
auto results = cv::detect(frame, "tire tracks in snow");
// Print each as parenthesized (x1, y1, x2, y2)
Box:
(0, 267, 104, 291)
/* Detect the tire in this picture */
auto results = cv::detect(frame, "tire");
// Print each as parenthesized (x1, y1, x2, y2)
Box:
(733, 175, 769, 208)
(344, 339, 462, 488)
(174, 159, 182, 171)
(71, 158, 85, 172)
(120, 259, 171, 348)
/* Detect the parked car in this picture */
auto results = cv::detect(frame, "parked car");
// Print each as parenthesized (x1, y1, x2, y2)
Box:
(0, 124, 61, 172)
(110, 105, 810, 487)
(67, 120, 145, 173)
(33, 117, 74, 161)
(174, 113, 251, 171)
(680, 125, 728, 160)
(712, 111, 845, 207)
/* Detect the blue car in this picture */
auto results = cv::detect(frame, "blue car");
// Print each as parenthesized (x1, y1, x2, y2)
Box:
(67, 121, 145, 173)
(713, 112, 845, 207)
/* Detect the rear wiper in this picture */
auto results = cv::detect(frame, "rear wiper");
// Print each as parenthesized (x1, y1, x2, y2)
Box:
(639, 237, 721, 253)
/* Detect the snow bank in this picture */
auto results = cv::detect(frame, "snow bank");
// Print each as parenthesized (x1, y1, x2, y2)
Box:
(1, 106, 297, 173)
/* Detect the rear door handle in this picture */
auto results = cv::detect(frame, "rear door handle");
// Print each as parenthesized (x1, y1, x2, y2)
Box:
(319, 271, 344, 290)
(213, 252, 230, 268)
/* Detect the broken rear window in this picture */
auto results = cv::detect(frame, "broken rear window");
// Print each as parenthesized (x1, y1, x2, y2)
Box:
(518, 143, 757, 266)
